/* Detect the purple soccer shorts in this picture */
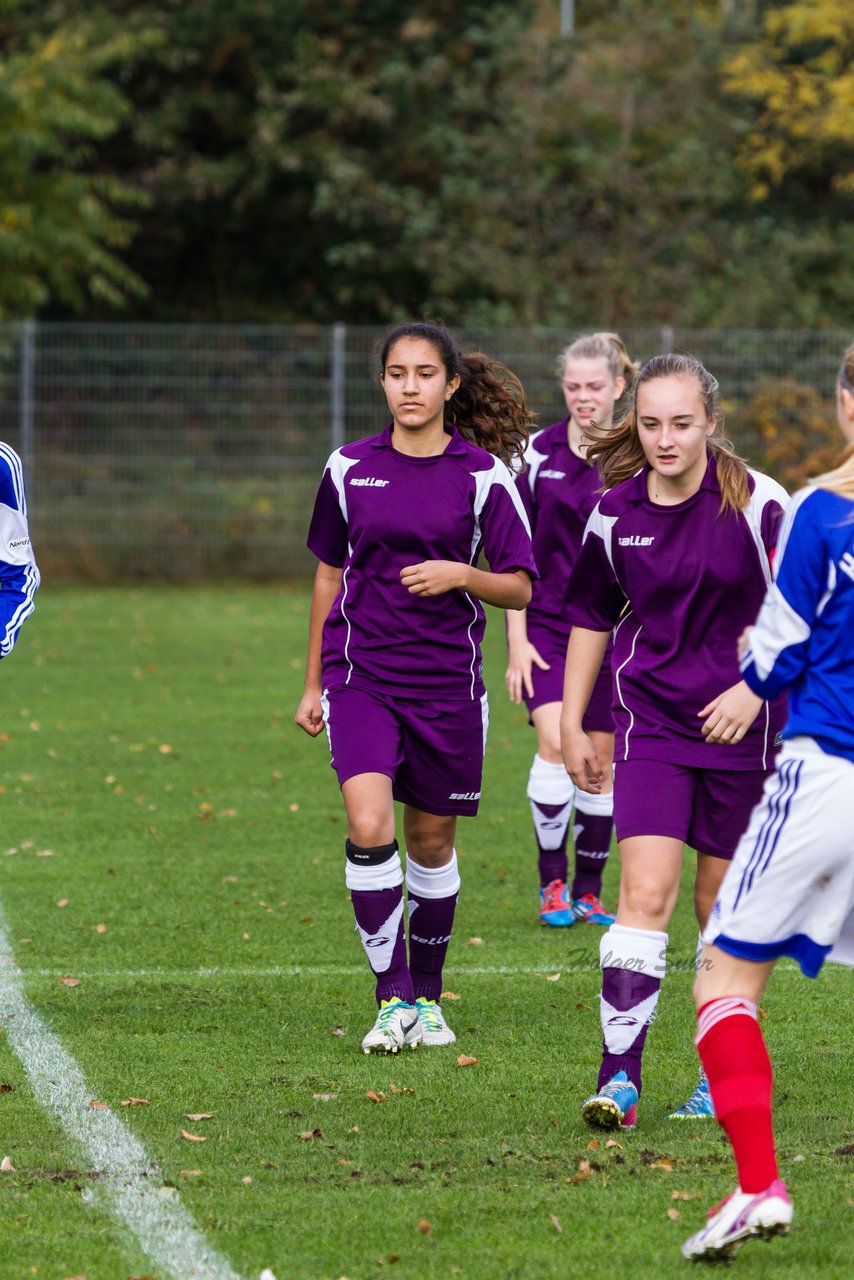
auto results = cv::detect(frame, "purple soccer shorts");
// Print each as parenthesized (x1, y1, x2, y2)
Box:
(321, 684, 489, 817)
(522, 624, 614, 734)
(612, 759, 770, 859)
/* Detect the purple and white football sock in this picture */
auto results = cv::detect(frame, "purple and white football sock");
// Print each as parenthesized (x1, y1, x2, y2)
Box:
(571, 789, 614, 900)
(345, 839, 414, 1006)
(527, 754, 575, 887)
(405, 852, 460, 1001)
(597, 923, 668, 1096)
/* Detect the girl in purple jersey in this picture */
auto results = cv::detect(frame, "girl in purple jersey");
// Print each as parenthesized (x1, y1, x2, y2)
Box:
(506, 333, 638, 930)
(559, 353, 788, 1128)
(296, 322, 537, 1055)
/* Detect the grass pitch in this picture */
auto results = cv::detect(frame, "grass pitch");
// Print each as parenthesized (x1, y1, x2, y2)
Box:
(1, 585, 853, 1279)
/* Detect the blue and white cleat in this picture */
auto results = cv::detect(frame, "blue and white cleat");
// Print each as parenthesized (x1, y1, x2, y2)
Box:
(571, 892, 616, 926)
(681, 1180, 792, 1261)
(539, 879, 575, 927)
(666, 1070, 715, 1120)
(581, 1070, 638, 1130)
(361, 998, 423, 1054)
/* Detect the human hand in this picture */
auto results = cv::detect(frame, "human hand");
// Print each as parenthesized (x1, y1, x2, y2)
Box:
(699, 680, 763, 744)
(295, 689, 325, 737)
(560, 725, 604, 793)
(400, 560, 466, 597)
(505, 641, 550, 703)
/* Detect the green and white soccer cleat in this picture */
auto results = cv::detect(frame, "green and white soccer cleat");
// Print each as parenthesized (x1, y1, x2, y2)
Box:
(361, 998, 423, 1054)
(415, 997, 457, 1046)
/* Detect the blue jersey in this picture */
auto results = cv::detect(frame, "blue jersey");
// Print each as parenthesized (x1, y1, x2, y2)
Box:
(740, 485, 854, 765)
(0, 443, 39, 657)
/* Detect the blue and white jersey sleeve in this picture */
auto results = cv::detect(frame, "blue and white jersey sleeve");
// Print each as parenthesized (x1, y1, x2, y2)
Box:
(0, 443, 39, 657)
(740, 487, 850, 702)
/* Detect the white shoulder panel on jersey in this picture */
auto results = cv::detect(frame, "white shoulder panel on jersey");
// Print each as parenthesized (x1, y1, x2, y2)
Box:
(744, 469, 791, 586)
(324, 449, 362, 524)
(522, 430, 549, 491)
(582, 504, 618, 570)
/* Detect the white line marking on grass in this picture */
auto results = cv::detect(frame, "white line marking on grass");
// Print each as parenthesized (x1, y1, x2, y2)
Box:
(0, 904, 246, 1280)
(12, 961, 812, 980)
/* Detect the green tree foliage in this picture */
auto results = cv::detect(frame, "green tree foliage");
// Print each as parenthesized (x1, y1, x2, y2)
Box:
(1, 0, 851, 326)
(0, 4, 154, 317)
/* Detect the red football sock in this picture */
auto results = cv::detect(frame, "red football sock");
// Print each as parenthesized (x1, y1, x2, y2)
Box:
(696, 997, 778, 1194)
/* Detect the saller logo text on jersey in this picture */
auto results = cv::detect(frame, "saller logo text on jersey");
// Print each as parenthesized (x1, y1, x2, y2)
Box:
(350, 477, 389, 487)
(619, 535, 655, 547)
(449, 791, 481, 801)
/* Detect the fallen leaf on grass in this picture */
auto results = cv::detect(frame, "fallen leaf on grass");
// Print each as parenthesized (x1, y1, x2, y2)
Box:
(666, 1208, 681, 1222)
(549, 1213, 563, 1234)
(0, 1155, 15, 1171)
(180, 1170, 202, 1177)
(120, 1098, 150, 1107)
(94, 924, 107, 934)
(844, 1196, 854, 1207)
(298, 1129, 323, 1141)
(56, 898, 69, 908)
(312, 1092, 338, 1102)
(185, 1112, 214, 1121)
(648, 1158, 675, 1171)
(466, 937, 484, 947)
(180, 1130, 207, 1142)
(545, 973, 561, 982)
(835, 1144, 854, 1156)
(567, 1159, 592, 1184)
(365, 1090, 386, 1103)
(672, 1190, 700, 1201)
(59, 976, 80, 987)
(455, 1055, 478, 1068)
(331, 1026, 347, 1037)
(390, 1084, 416, 1097)
(605, 1139, 623, 1149)
(440, 991, 460, 1001)
(586, 1139, 600, 1151)
(241, 1175, 253, 1184)
(349, 1126, 361, 1133)
(417, 1218, 432, 1235)
(89, 1100, 109, 1111)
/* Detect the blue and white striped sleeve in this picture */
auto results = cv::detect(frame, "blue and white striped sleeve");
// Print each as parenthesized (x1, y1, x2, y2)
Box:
(739, 488, 823, 699)
(0, 443, 40, 658)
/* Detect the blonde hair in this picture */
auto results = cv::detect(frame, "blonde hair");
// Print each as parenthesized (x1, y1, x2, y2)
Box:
(584, 352, 751, 514)
(557, 332, 639, 389)
(812, 342, 854, 500)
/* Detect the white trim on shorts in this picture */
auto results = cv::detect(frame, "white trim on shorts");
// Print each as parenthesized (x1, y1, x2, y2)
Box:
(704, 737, 854, 977)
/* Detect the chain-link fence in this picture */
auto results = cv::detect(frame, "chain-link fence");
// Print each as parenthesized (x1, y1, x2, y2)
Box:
(0, 323, 848, 580)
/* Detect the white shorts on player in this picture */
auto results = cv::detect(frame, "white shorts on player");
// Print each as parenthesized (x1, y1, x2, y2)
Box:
(704, 737, 854, 978)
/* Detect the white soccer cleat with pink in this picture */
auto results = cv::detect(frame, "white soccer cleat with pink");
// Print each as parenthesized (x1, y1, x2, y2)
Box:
(681, 1179, 793, 1261)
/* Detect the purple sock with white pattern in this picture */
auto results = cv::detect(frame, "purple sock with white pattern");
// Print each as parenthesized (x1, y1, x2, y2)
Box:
(406, 854, 460, 1001)
(346, 839, 414, 1005)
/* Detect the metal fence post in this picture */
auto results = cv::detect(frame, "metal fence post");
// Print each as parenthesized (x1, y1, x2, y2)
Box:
(19, 319, 36, 492)
(331, 322, 346, 451)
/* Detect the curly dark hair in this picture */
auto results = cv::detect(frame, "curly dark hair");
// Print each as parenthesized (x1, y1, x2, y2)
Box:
(379, 322, 534, 469)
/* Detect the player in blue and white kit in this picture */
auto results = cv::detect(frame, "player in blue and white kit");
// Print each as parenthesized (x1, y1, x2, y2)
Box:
(681, 344, 854, 1261)
(0, 443, 39, 657)
(506, 334, 637, 929)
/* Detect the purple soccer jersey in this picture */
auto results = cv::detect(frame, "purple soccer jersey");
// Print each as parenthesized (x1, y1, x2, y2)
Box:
(307, 424, 538, 700)
(517, 421, 607, 640)
(563, 456, 789, 769)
